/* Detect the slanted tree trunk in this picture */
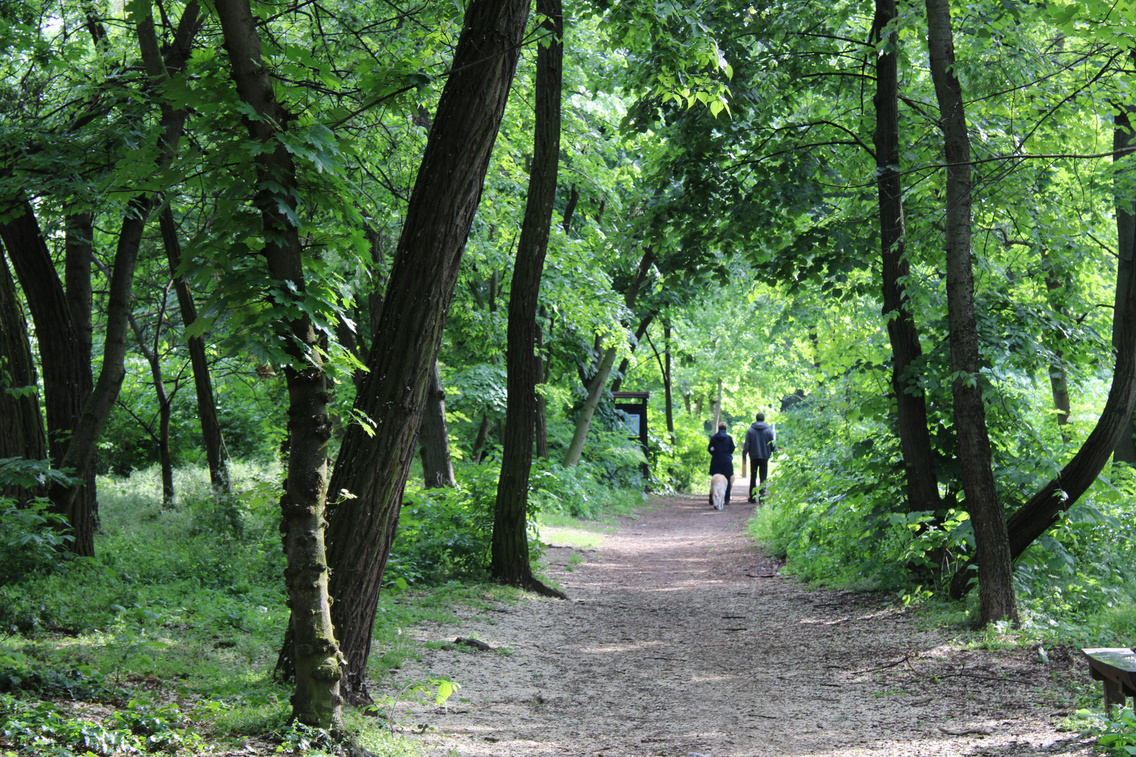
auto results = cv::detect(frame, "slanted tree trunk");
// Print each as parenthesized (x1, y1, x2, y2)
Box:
(214, 0, 343, 729)
(873, 0, 942, 515)
(0, 247, 47, 501)
(419, 360, 456, 488)
(316, 0, 533, 705)
(563, 249, 656, 467)
(946, 78, 1136, 593)
(160, 207, 230, 494)
(491, 0, 567, 598)
(611, 312, 656, 393)
(924, 0, 1018, 624)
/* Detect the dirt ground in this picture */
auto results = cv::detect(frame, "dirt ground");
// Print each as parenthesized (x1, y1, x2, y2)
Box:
(389, 495, 1096, 757)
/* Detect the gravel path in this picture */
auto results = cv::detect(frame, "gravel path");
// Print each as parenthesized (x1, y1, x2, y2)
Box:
(390, 495, 1093, 757)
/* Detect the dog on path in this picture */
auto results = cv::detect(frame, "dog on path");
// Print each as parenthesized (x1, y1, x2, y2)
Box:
(710, 474, 729, 510)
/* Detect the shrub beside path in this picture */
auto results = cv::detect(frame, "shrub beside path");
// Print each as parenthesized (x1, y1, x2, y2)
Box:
(392, 495, 1093, 756)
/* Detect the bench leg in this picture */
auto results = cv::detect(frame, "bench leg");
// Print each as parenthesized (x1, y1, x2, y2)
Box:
(1104, 679, 1126, 714)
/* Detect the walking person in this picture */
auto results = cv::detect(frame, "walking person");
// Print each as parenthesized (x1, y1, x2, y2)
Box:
(743, 412, 776, 502)
(707, 421, 735, 506)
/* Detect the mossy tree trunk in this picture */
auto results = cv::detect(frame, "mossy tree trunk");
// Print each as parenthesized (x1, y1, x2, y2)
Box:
(213, 0, 343, 728)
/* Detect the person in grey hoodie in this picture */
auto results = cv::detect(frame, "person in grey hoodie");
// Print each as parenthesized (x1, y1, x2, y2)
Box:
(743, 413, 776, 502)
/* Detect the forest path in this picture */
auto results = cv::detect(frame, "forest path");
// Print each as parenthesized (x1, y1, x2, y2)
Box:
(392, 495, 1092, 757)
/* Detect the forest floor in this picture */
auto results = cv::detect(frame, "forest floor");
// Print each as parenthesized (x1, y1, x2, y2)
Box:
(389, 494, 1097, 757)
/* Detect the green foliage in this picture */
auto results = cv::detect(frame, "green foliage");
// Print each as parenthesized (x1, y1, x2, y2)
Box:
(0, 694, 203, 756)
(647, 420, 711, 493)
(0, 498, 73, 588)
(1087, 708, 1136, 757)
(1012, 463, 1136, 642)
(531, 457, 634, 520)
(391, 442, 646, 589)
(393, 464, 498, 587)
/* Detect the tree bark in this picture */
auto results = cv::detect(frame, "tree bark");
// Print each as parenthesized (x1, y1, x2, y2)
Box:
(1114, 103, 1136, 462)
(63, 215, 98, 523)
(0, 201, 96, 551)
(419, 360, 456, 488)
(214, 0, 343, 729)
(491, 0, 567, 598)
(318, 0, 532, 705)
(1043, 255, 1073, 442)
(873, 0, 942, 515)
(0, 247, 47, 501)
(924, 0, 1018, 624)
(160, 207, 230, 494)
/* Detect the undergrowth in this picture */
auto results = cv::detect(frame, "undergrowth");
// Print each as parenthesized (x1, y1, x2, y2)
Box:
(0, 455, 644, 756)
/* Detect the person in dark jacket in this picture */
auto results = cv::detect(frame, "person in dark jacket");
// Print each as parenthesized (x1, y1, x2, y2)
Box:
(743, 413, 776, 502)
(707, 421, 735, 506)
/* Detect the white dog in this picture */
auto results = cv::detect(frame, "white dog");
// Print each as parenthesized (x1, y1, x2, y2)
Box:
(710, 474, 728, 510)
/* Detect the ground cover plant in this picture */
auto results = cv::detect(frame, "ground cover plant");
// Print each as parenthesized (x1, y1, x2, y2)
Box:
(0, 455, 645, 756)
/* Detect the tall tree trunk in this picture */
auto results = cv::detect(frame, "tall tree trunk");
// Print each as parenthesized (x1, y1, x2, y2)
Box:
(873, 0, 942, 515)
(214, 0, 342, 729)
(663, 320, 675, 439)
(160, 207, 230, 494)
(63, 215, 98, 526)
(471, 413, 492, 464)
(491, 0, 567, 597)
(0, 247, 47, 501)
(317, 0, 532, 705)
(647, 320, 676, 440)
(0, 201, 96, 551)
(924, 0, 1018, 624)
(713, 378, 723, 430)
(1114, 102, 1136, 463)
(419, 360, 456, 488)
(563, 249, 656, 467)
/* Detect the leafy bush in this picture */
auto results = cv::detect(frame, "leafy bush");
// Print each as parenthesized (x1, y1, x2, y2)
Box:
(391, 464, 497, 587)
(1012, 462, 1136, 641)
(648, 420, 712, 493)
(0, 499, 73, 587)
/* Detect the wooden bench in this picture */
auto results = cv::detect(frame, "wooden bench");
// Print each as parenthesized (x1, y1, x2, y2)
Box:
(1083, 647, 1136, 713)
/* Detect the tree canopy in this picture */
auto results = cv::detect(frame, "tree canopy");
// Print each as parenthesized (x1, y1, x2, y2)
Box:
(3, 0, 1136, 733)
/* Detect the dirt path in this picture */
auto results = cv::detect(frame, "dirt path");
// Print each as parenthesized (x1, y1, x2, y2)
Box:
(391, 496, 1092, 756)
